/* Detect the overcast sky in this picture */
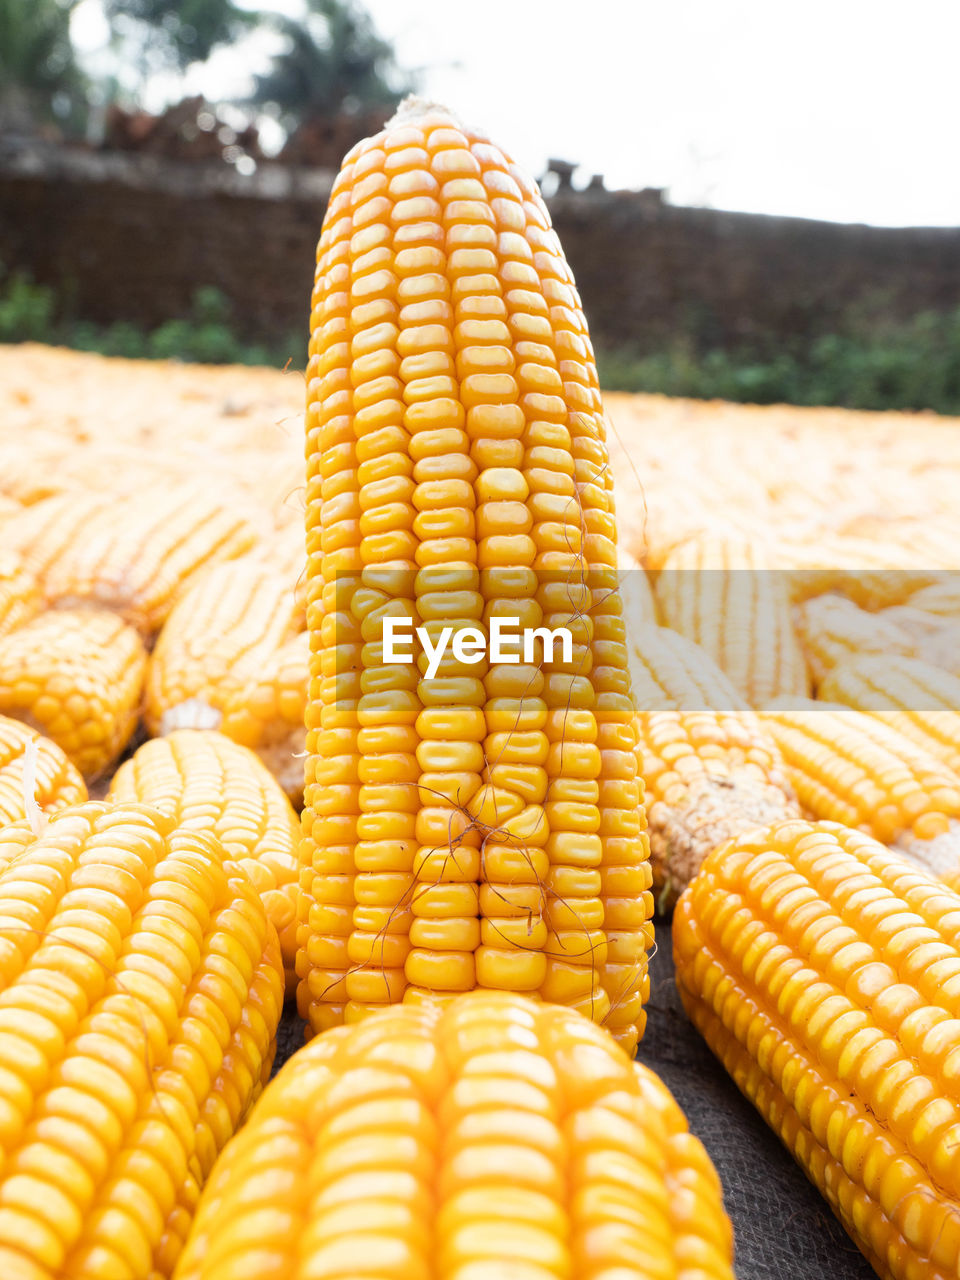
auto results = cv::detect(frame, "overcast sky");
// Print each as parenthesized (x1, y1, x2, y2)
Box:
(74, 0, 960, 226)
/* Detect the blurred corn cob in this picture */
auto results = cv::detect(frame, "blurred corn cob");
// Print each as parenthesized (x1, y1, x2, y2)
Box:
(0, 715, 86, 828)
(174, 991, 734, 1280)
(146, 558, 306, 800)
(618, 545, 658, 631)
(761, 695, 960, 875)
(793, 593, 916, 687)
(0, 608, 146, 780)
(5, 487, 260, 636)
(108, 730, 301, 988)
(655, 533, 809, 705)
(675, 817, 960, 1280)
(820, 653, 960, 776)
(0, 550, 41, 639)
(300, 99, 652, 1050)
(0, 800, 283, 1279)
(629, 624, 798, 910)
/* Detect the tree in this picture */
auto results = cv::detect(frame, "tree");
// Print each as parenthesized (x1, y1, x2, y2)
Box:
(102, 0, 256, 76)
(251, 0, 409, 133)
(0, 0, 87, 130)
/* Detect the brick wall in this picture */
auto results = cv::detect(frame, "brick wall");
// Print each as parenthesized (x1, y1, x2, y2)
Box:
(2, 140, 959, 353)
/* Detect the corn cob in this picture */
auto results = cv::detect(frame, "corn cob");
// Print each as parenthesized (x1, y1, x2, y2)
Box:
(901, 578, 960, 617)
(0, 607, 146, 780)
(0, 550, 42, 640)
(875, 604, 960, 677)
(781, 536, 946, 610)
(629, 624, 798, 910)
(174, 990, 734, 1280)
(793, 593, 917, 688)
(655, 533, 809, 706)
(0, 715, 86, 829)
(675, 817, 960, 1280)
(108, 730, 301, 988)
(0, 800, 284, 1279)
(146, 558, 306, 801)
(820, 653, 960, 776)
(618, 545, 658, 632)
(761, 696, 960, 875)
(301, 97, 652, 1050)
(5, 487, 259, 637)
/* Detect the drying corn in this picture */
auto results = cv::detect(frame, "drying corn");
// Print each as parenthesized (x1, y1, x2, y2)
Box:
(108, 730, 301, 988)
(761, 696, 960, 876)
(0, 607, 146, 780)
(0, 715, 86, 827)
(174, 991, 734, 1280)
(146, 557, 307, 800)
(793, 593, 917, 688)
(0, 800, 283, 1279)
(655, 532, 809, 706)
(675, 817, 960, 1280)
(820, 653, 960, 776)
(300, 97, 652, 1050)
(629, 623, 798, 910)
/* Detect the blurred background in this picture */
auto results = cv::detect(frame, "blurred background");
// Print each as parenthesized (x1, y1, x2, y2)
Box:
(2, 0, 959, 411)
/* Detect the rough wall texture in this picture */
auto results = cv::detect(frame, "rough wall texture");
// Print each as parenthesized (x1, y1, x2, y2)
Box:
(2, 141, 960, 352)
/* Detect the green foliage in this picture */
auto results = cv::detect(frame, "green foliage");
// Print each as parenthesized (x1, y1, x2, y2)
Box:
(102, 0, 256, 74)
(252, 0, 409, 131)
(596, 307, 960, 416)
(0, 267, 305, 369)
(0, 0, 86, 128)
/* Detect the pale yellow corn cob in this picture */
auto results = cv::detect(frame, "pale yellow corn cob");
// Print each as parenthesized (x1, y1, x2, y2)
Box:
(5, 488, 259, 636)
(0, 550, 42, 639)
(793, 593, 916, 687)
(656, 533, 809, 705)
(146, 558, 306, 799)
(820, 653, 960, 776)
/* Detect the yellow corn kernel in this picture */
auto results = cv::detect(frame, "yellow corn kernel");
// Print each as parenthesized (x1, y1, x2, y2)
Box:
(0, 608, 145, 780)
(107, 730, 301, 990)
(676, 817, 960, 1280)
(300, 99, 652, 1051)
(174, 992, 733, 1280)
(0, 715, 86, 832)
(0, 800, 283, 1279)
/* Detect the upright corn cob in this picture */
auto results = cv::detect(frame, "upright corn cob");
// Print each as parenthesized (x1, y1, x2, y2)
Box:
(0, 715, 86, 828)
(146, 558, 306, 800)
(655, 533, 809, 706)
(820, 653, 960, 775)
(5, 487, 259, 636)
(675, 817, 960, 1280)
(174, 991, 734, 1280)
(793, 593, 916, 688)
(0, 800, 283, 1279)
(629, 623, 798, 910)
(761, 696, 960, 875)
(0, 550, 41, 640)
(0, 607, 146, 780)
(108, 730, 301, 988)
(301, 98, 652, 1050)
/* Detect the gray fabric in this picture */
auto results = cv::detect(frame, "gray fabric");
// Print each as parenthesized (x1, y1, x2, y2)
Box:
(272, 921, 874, 1279)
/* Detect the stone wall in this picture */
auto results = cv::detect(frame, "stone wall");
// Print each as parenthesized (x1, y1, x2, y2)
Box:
(2, 139, 959, 353)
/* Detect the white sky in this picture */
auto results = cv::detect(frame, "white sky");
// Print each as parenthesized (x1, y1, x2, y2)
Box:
(72, 0, 960, 226)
